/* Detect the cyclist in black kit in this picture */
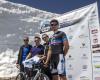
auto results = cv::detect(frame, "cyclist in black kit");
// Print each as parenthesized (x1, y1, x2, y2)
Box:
(45, 19, 69, 80)
(42, 34, 52, 80)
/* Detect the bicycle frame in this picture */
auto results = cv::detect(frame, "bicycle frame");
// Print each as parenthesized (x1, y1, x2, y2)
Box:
(16, 61, 49, 80)
(33, 68, 42, 80)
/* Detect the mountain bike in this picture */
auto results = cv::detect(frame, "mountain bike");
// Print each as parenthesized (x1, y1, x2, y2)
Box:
(15, 62, 50, 80)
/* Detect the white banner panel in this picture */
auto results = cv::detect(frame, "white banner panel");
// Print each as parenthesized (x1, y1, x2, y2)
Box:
(40, 2, 100, 80)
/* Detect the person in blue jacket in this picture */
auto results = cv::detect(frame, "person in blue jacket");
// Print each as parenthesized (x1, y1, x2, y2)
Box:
(16, 36, 32, 72)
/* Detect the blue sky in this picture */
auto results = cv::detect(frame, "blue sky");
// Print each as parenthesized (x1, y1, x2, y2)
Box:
(8, 0, 100, 15)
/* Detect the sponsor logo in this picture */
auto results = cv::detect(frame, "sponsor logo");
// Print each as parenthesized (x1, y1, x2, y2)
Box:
(80, 43, 87, 48)
(94, 65, 100, 68)
(93, 49, 100, 53)
(93, 60, 100, 63)
(40, 20, 50, 33)
(93, 56, 100, 58)
(68, 64, 73, 70)
(81, 53, 88, 59)
(92, 10, 96, 14)
(89, 17, 97, 21)
(79, 34, 88, 38)
(93, 71, 100, 74)
(69, 55, 72, 58)
(89, 18, 94, 21)
(90, 14, 96, 17)
(80, 76, 90, 80)
(93, 39, 98, 43)
(92, 34, 98, 38)
(68, 27, 73, 32)
(95, 77, 100, 80)
(92, 44, 100, 48)
(91, 29, 98, 34)
(68, 75, 73, 79)
(93, 55, 100, 60)
(67, 55, 74, 60)
(82, 65, 88, 71)
(91, 11, 96, 17)
(82, 43, 86, 47)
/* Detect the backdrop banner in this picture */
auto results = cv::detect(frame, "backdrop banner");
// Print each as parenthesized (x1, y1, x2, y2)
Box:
(40, 2, 100, 80)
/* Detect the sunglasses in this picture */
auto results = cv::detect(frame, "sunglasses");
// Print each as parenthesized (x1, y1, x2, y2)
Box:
(42, 37, 47, 39)
(24, 39, 28, 41)
(34, 39, 40, 42)
(50, 23, 58, 26)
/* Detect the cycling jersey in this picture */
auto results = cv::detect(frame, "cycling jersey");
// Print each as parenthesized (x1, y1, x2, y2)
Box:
(30, 44, 44, 57)
(49, 31, 67, 75)
(49, 31, 68, 54)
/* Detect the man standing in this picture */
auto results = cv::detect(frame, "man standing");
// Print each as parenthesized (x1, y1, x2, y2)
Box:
(16, 36, 32, 72)
(26, 34, 44, 59)
(45, 19, 69, 80)
(23, 35, 44, 77)
(42, 34, 52, 80)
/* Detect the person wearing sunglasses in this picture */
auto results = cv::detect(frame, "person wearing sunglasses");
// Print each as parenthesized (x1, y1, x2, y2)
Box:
(26, 34, 44, 59)
(16, 36, 32, 72)
(42, 34, 52, 80)
(22, 34, 45, 77)
(45, 19, 69, 80)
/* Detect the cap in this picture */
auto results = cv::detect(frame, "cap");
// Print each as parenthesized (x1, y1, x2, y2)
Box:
(50, 19, 59, 25)
(34, 33, 41, 39)
(23, 36, 29, 41)
(42, 34, 48, 38)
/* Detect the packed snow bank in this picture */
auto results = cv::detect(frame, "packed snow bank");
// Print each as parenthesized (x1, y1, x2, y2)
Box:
(0, 49, 19, 77)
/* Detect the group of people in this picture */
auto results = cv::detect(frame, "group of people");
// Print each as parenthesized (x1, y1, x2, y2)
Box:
(16, 19, 69, 80)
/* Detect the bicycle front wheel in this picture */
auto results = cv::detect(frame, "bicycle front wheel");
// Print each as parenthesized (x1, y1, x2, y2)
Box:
(36, 73, 50, 80)
(15, 72, 25, 80)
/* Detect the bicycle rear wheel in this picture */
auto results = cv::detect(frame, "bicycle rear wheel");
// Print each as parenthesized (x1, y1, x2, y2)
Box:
(15, 72, 25, 80)
(36, 73, 50, 80)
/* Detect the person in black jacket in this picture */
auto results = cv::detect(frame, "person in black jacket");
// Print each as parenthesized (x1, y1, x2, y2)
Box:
(16, 36, 32, 72)
(42, 34, 52, 80)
